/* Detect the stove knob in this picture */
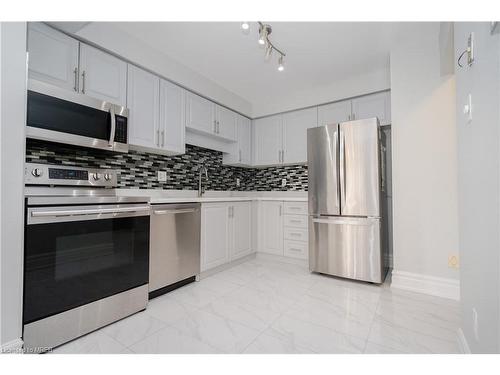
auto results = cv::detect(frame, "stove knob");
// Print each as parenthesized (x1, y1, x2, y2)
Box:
(92, 173, 100, 181)
(31, 168, 43, 177)
(104, 173, 112, 181)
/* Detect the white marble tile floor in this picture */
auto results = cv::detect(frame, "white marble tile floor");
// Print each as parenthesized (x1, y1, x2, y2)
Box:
(52, 256, 461, 354)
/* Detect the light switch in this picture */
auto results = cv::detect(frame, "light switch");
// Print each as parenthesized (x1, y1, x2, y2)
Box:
(463, 94, 473, 123)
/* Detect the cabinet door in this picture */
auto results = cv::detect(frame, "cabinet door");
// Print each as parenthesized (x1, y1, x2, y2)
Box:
(238, 116, 252, 165)
(79, 44, 127, 106)
(201, 204, 230, 271)
(259, 201, 284, 255)
(282, 107, 318, 164)
(317, 100, 352, 126)
(127, 65, 160, 150)
(351, 91, 391, 125)
(253, 115, 283, 166)
(27, 23, 79, 92)
(216, 105, 237, 141)
(160, 79, 186, 154)
(185, 93, 215, 134)
(230, 202, 252, 260)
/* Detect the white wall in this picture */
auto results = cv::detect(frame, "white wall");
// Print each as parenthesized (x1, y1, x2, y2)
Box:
(0, 22, 27, 351)
(454, 22, 500, 354)
(252, 68, 390, 118)
(69, 23, 253, 117)
(390, 24, 459, 283)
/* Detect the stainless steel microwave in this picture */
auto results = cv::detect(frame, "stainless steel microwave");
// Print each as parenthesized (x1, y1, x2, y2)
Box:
(26, 80, 129, 153)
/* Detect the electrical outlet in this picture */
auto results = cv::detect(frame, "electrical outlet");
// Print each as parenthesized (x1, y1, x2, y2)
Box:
(448, 254, 459, 269)
(236, 178, 240, 187)
(157, 171, 167, 182)
(281, 178, 287, 187)
(472, 308, 479, 341)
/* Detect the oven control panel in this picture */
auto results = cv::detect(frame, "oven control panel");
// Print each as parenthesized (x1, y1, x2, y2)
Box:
(25, 163, 117, 187)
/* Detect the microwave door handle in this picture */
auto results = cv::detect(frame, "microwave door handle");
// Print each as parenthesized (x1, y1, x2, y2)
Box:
(108, 106, 116, 149)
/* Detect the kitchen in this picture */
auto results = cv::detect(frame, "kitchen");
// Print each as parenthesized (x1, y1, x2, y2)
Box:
(1, 10, 500, 364)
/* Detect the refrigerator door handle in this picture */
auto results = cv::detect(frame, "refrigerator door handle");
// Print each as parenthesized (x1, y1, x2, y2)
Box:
(339, 128, 346, 212)
(334, 128, 341, 212)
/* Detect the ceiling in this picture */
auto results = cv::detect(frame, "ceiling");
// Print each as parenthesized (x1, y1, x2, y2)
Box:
(108, 22, 397, 110)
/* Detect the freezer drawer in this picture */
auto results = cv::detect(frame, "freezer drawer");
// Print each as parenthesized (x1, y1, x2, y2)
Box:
(309, 216, 383, 283)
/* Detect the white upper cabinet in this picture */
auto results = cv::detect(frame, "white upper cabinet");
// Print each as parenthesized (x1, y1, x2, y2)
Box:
(186, 92, 237, 142)
(222, 114, 251, 166)
(216, 105, 237, 141)
(79, 44, 128, 106)
(317, 100, 352, 126)
(127, 65, 160, 150)
(160, 79, 185, 154)
(237, 116, 252, 165)
(282, 107, 318, 164)
(351, 91, 391, 125)
(28, 23, 79, 92)
(253, 115, 283, 166)
(185, 92, 215, 135)
(230, 202, 252, 261)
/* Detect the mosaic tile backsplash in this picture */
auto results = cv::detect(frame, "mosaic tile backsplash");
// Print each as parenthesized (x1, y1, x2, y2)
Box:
(26, 139, 308, 191)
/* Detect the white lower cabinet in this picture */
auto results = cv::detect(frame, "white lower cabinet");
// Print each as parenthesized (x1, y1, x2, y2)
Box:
(258, 201, 284, 255)
(201, 203, 230, 272)
(201, 202, 253, 272)
(229, 202, 252, 261)
(257, 201, 309, 260)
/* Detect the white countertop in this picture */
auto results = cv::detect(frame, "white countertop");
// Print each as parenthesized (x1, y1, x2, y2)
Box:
(114, 189, 308, 204)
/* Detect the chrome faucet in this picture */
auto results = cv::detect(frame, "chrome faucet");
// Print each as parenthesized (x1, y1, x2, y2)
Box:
(198, 164, 209, 197)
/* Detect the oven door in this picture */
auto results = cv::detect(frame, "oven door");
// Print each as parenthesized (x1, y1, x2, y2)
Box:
(23, 204, 150, 325)
(26, 80, 129, 153)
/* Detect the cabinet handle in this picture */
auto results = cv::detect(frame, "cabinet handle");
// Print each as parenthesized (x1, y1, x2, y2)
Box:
(73, 67, 78, 92)
(81, 71, 86, 94)
(348, 114, 351, 121)
(213, 120, 217, 133)
(279, 205, 282, 216)
(239, 149, 242, 162)
(161, 130, 165, 147)
(156, 129, 160, 146)
(216, 121, 220, 134)
(290, 219, 302, 223)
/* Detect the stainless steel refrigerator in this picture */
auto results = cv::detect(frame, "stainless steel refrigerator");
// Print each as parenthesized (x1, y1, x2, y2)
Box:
(307, 117, 388, 283)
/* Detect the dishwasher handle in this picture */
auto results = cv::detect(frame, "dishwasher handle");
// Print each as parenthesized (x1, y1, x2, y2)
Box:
(153, 208, 198, 215)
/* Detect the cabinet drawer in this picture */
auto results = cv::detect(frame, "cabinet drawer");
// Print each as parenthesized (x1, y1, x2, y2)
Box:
(284, 240, 308, 260)
(284, 214, 308, 229)
(284, 227, 308, 242)
(284, 202, 308, 216)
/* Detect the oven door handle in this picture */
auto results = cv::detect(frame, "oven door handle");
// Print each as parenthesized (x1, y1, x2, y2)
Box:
(108, 105, 116, 149)
(31, 205, 151, 218)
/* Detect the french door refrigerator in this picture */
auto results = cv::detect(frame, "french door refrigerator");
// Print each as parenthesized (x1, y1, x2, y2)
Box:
(307, 117, 388, 283)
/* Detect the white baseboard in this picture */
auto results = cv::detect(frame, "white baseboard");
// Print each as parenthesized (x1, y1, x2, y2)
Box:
(391, 270, 460, 301)
(0, 338, 23, 354)
(456, 328, 471, 354)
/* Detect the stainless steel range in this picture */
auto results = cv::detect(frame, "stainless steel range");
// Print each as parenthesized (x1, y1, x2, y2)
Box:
(23, 163, 150, 352)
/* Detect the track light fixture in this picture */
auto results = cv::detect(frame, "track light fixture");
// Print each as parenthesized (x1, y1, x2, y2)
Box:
(241, 22, 286, 72)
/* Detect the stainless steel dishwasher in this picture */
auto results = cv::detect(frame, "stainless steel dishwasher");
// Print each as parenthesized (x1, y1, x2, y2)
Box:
(149, 203, 201, 298)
